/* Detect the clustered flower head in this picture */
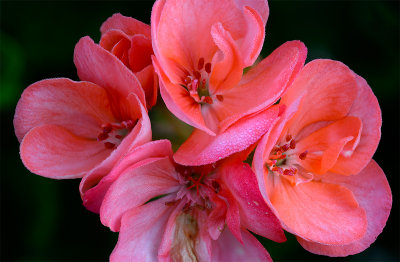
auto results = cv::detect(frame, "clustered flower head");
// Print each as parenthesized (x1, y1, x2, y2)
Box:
(14, 0, 392, 261)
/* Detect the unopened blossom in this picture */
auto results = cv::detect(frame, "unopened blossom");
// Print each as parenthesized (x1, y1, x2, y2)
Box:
(98, 140, 286, 261)
(14, 35, 152, 213)
(253, 59, 392, 256)
(152, 0, 307, 165)
(100, 13, 157, 109)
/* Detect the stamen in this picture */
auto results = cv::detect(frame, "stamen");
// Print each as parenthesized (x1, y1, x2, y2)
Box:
(283, 169, 295, 176)
(272, 166, 283, 174)
(204, 96, 213, 104)
(102, 123, 112, 134)
(286, 134, 292, 142)
(211, 180, 220, 193)
(193, 70, 201, 79)
(115, 135, 123, 140)
(290, 139, 296, 149)
(104, 142, 116, 149)
(184, 76, 192, 84)
(198, 58, 205, 70)
(299, 150, 308, 160)
(216, 95, 224, 102)
(165, 200, 177, 206)
(97, 133, 109, 141)
(205, 63, 211, 74)
(280, 144, 290, 152)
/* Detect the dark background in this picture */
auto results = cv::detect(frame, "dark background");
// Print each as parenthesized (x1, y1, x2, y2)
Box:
(1, 0, 398, 261)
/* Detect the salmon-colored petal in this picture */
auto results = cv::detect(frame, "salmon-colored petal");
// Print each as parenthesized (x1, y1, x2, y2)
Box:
(221, 161, 286, 243)
(281, 59, 358, 136)
(269, 177, 367, 245)
(296, 116, 363, 174)
(136, 65, 158, 110)
(331, 75, 382, 175)
(234, 0, 269, 23)
(100, 157, 179, 232)
(212, 229, 272, 262)
(100, 13, 151, 38)
(154, 0, 250, 75)
(110, 196, 175, 262)
(99, 29, 130, 58)
(215, 41, 307, 131)
(153, 57, 214, 135)
(298, 160, 392, 256)
(129, 34, 153, 73)
(14, 78, 115, 142)
(174, 105, 279, 166)
(209, 23, 244, 94)
(20, 125, 110, 179)
(81, 139, 171, 214)
(237, 6, 266, 66)
(74, 36, 146, 117)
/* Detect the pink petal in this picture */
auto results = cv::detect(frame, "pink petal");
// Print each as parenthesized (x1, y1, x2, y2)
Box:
(298, 160, 392, 256)
(267, 175, 367, 245)
(81, 139, 172, 213)
(234, 0, 269, 23)
(281, 59, 358, 137)
(14, 78, 115, 142)
(100, 13, 151, 39)
(209, 22, 244, 94)
(174, 105, 279, 166)
(136, 65, 158, 110)
(100, 157, 180, 232)
(129, 34, 153, 73)
(214, 40, 307, 131)
(153, 57, 214, 135)
(20, 124, 110, 179)
(331, 74, 382, 175)
(221, 160, 286, 243)
(74, 36, 146, 117)
(110, 196, 175, 262)
(212, 228, 272, 262)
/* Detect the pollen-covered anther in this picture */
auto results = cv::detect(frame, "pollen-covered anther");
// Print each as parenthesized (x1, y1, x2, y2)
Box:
(286, 134, 292, 142)
(290, 139, 296, 149)
(104, 142, 115, 149)
(272, 166, 283, 174)
(283, 168, 297, 176)
(216, 95, 224, 102)
(299, 150, 308, 160)
(198, 57, 204, 70)
(205, 63, 211, 74)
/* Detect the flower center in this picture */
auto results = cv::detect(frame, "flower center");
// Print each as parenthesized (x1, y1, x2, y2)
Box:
(265, 134, 308, 176)
(182, 57, 216, 105)
(97, 120, 136, 149)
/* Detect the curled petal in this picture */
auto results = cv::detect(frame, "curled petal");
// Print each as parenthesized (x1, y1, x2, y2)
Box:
(100, 13, 151, 38)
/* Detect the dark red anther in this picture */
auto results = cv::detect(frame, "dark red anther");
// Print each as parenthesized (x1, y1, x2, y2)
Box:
(97, 132, 109, 141)
(193, 70, 201, 79)
(283, 169, 295, 176)
(286, 134, 292, 142)
(290, 139, 296, 149)
(211, 180, 220, 194)
(299, 150, 308, 160)
(115, 134, 123, 140)
(272, 166, 283, 174)
(198, 57, 205, 70)
(165, 200, 177, 206)
(184, 76, 192, 84)
(183, 202, 192, 213)
(280, 144, 290, 152)
(216, 95, 224, 102)
(102, 123, 113, 134)
(204, 96, 213, 104)
(104, 142, 116, 149)
(205, 63, 211, 73)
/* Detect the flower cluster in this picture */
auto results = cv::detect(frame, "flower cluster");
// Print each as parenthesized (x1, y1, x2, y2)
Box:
(14, 0, 391, 261)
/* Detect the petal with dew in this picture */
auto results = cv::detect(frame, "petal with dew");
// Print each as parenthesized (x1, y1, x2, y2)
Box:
(174, 105, 279, 166)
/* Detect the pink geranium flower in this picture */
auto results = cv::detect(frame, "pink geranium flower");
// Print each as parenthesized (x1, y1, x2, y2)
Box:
(253, 59, 392, 256)
(100, 13, 157, 109)
(151, 0, 307, 165)
(14, 35, 151, 202)
(98, 140, 286, 261)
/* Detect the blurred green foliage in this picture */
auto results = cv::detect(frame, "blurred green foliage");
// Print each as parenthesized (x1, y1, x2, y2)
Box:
(1, 0, 398, 261)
